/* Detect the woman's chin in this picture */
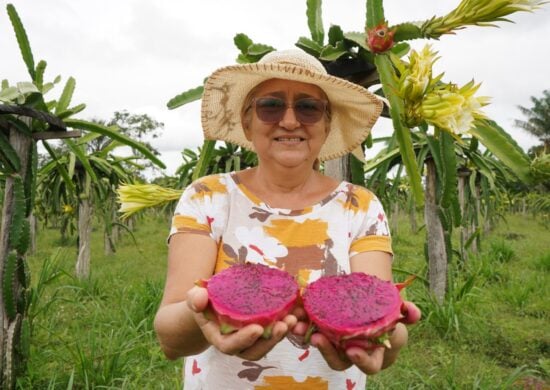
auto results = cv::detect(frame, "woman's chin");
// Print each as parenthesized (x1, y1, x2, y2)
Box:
(267, 151, 315, 168)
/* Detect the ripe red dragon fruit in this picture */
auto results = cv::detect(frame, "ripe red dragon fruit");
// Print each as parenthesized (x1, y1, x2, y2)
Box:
(197, 263, 299, 339)
(302, 273, 414, 350)
(366, 21, 396, 53)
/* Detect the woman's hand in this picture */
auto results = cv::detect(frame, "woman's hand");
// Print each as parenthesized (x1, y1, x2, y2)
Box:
(311, 332, 385, 374)
(292, 301, 421, 374)
(186, 286, 298, 361)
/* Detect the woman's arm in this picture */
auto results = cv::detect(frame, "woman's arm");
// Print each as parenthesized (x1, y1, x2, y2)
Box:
(154, 233, 218, 359)
(154, 233, 298, 361)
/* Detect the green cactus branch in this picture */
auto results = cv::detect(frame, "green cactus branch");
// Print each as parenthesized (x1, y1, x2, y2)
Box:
(374, 54, 424, 206)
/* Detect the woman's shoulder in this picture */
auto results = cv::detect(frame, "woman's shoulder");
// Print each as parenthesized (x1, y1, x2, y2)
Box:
(338, 181, 375, 196)
(338, 181, 380, 207)
(184, 173, 235, 198)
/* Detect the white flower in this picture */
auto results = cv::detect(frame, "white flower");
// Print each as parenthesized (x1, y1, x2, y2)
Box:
(421, 80, 489, 135)
(234, 226, 288, 264)
(198, 194, 228, 233)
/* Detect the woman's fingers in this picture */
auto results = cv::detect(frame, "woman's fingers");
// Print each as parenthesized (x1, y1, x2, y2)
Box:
(345, 346, 385, 375)
(401, 301, 422, 324)
(310, 333, 352, 371)
(197, 321, 265, 356)
(291, 321, 310, 336)
(282, 314, 298, 329)
(186, 285, 301, 360)
(310, 332, 389, 375)
(237, 321, 290, 361)
(186, 286, 209, 313)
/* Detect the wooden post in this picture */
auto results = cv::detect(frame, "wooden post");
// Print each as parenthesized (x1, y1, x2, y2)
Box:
(323, 155, 350, 182)
(28, 214, 37, 255)
(75, 194, 92, 279)
(457, 167, 471, 262)
(390, 201, 399, 235)
(408, 197, 418, 234)
(424, 159, 447, 303)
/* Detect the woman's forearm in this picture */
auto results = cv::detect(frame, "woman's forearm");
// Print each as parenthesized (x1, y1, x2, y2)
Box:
(154, 301, 210, 359)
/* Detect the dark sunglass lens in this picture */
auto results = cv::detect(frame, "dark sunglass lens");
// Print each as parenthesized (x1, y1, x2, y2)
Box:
(255, 98, 285, 123)
(295, 99, 325, 124)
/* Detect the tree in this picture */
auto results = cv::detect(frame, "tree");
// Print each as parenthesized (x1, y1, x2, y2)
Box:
(88, 111, 164, 174)
(515, 90, 550, 153)
(176, 141, 257, 187)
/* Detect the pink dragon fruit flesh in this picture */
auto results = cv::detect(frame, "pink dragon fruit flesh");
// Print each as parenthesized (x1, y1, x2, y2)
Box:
(197, 263, 299, 339)
(302, 272, 414, 350)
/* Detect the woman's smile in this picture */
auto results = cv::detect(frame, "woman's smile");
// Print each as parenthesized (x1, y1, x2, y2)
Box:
(273, 136, 306, 143)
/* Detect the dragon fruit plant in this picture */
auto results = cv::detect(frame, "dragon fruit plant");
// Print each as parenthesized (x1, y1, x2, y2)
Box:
(302, 273, 417, 350)
(196, 263, 299, 339)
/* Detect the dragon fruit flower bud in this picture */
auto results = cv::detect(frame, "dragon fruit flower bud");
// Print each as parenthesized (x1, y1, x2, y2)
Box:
(421, 81, 490, 135)
(421, 0, 546, 39)
(366, 21, 396, 53)
(117, 183, 182, 219)
(401, 45, 440, 102)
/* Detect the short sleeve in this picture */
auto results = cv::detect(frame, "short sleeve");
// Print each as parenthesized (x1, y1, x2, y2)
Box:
(168, 174, 229, 243)
(348, 186, 393, 257)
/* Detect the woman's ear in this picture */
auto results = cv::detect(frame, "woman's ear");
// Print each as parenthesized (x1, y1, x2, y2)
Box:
(242, 117, 252, 141)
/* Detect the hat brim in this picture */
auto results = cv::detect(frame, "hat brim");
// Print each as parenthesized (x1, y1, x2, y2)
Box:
(201, 62, 383, 161)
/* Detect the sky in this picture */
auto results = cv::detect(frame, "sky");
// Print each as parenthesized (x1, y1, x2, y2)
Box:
(1, 0, 549, 177)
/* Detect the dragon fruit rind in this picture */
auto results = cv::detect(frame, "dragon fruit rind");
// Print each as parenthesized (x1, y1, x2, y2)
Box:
(302, 273, 413, 350)
(197, 263, 299, 339)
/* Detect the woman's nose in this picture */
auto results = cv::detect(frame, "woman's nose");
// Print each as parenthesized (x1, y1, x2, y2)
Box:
(278, 106, 301, 130)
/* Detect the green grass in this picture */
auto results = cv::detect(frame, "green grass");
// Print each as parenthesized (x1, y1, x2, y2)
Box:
(18, 213, 182, 389)
(369, 213, 550, 389)
(17, 212, 550, 388)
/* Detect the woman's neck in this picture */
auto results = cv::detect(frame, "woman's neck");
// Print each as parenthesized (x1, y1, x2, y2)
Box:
(238, 164, 337, 210)
(253, 164, 315, 194)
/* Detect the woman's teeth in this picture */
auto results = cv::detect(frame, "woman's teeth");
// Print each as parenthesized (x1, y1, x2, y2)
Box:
(275, 137, 303, 141)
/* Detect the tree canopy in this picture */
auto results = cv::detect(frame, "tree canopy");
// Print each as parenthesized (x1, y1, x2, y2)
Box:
(515, 89, 550, 153)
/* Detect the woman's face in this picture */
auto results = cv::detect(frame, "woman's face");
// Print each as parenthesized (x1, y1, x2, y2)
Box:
(242, 78, 330, 169)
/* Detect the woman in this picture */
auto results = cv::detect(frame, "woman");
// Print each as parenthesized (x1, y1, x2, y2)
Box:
(154, 49, 420, 389)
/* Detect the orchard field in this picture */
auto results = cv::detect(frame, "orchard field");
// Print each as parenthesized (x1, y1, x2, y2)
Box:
(17, 211, 550, 389)
(3, 1, 550, 387)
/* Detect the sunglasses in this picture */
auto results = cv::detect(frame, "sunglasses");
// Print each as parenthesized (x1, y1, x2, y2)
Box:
(251, 96, 328, 125)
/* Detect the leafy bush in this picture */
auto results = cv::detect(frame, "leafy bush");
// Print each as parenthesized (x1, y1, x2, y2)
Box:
(489, 240, 516, 263)
(415, 272, 479, 338)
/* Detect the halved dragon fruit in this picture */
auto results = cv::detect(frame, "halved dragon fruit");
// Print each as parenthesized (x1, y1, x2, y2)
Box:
(197, 263, 299, 339)
(302, 272, 415, 350)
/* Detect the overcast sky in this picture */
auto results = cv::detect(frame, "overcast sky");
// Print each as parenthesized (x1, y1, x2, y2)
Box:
(2, 0, 549, 177)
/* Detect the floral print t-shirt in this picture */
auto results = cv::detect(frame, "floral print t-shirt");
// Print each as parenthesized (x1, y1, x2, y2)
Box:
(169, 172, 392, 390)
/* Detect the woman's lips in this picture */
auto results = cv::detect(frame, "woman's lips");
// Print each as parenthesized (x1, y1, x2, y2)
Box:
(274, 137, 304, 142)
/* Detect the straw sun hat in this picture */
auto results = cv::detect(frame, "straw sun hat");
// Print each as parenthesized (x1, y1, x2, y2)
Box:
(200, 49, 384, 161)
